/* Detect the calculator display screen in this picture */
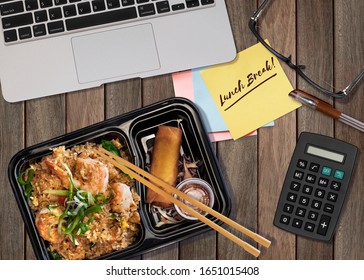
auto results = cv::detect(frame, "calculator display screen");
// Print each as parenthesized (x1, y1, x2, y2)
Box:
(306, 145, 345, 163)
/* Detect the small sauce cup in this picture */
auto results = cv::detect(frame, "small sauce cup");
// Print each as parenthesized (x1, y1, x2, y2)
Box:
(174, 178, 215, 220)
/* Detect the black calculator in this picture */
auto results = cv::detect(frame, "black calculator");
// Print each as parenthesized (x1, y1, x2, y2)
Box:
(273, 132, 359, 241)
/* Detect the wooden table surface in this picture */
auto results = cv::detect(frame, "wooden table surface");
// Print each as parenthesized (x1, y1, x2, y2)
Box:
(1, 0, 363, 260)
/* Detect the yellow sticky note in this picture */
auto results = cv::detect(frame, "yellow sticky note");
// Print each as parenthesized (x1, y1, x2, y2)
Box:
(200, 41, 301, 140)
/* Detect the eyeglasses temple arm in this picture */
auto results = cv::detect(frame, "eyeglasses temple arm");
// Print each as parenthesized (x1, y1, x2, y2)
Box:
(250, 0, 271, 22)
(342, 69, 364, 96)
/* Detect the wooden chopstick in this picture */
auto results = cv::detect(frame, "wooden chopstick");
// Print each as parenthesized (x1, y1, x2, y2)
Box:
(96, 148, 271, 257)
(98, 147, 271, 248)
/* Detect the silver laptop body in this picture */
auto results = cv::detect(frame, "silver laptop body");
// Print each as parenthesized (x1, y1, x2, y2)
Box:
(0, 0, 236, 102)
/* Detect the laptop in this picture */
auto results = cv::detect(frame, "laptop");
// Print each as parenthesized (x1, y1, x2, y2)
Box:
(0, 0, 236, 102)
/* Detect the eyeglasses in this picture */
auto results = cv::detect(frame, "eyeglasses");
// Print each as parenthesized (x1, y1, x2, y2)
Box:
(248, 0, 364, 99)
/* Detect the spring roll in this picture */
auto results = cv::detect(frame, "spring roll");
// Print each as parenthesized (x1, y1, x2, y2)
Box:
(147, 125, 182, 207)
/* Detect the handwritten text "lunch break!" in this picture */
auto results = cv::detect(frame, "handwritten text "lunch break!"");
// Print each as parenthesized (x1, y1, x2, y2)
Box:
(220, 57, 277, 111)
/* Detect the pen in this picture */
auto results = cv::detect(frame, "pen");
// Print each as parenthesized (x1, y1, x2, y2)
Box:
(289, 89, 364, 133)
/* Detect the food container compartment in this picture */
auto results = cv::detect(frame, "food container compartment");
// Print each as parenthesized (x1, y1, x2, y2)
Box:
(8, 129, 146, 260)
(129, 102, 231, 239)
(8, 97, 231, 259)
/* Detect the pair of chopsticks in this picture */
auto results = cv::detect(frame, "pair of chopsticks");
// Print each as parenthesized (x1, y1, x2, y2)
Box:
(95, 147, 271, 257)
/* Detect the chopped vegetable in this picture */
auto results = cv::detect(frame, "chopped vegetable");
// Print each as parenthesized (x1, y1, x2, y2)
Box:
(48, 164, 112, 244)
(101, 140, 121, 157)
(50, 250, 63, 260)
(18, 169, 35, 200)
(101, 139, 133, 179)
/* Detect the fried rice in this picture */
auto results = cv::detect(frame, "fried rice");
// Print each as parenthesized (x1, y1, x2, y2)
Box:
(21, 140, 140, 260)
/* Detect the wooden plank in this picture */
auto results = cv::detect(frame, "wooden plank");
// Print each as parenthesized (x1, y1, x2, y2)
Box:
(24, 95, 66, 259)
(66, 87, 104, 132)
(25, 97, 66, 143)
(296, 0, 334, 260)
(217, 136, 258, 259)
(105, 79, 142, 118)
(0, 94, 24, 259)
(333, 0, 364, 259)
(216, 0, 258, 260)
(257, 0, 297, 259)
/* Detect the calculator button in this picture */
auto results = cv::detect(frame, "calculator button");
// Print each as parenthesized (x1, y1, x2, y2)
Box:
(293, 170, 304, 180)
(330, 181, 341, 191)
(292, 218, 303, 228)
(280, 215, 290, 225)
(321, 166, 332, 176)
(317, 215, 331, 236)
(309, 162, 320, 172)
(324, 203, 335, 213)
(315, 189, 325, 199)
(290, 181, 301, 191)
(295, 207, 306, 217)
(283, 204, 294, 214)
(334, 170, 345, 180)
(287, 192, 297, 202)
(302, 185, 313, 195)
(308, 211, 318, 221)
(327, 192, 338, 202)
(304, 222, 315, 232)
(297, 159, 307, 169)
(318, 177, 329, 187)
(299, 196, 310, 206)
(311, 200, 322, 210)
(306, 174, 316, 184)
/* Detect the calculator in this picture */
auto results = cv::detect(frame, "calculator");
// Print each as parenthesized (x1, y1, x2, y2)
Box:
(273, 132, 359, 241)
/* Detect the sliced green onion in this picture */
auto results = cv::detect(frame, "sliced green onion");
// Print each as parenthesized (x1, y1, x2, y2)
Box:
(94, 192, 114, 206)
(46, 205, 59, 210)
(57, 218, 66, 234)
(18, 169, 35, 185)
(84, 205, 103, 216)
(68, 234, 78, 245)
(47, 163, 112, 242)
(70, 202, 87, 216)
(95, 194, 106, 203)
(87, 192, 96, 206)
(18, 169, 35, 200)
(63, 163, 75, 200)
(64, 207, 85, 235)
(24, 184, 33, 200)
(101, 140, 121, 157)
(87, 216, 95, 224)
(79, 222, 88, 234)
(50, 250, 63, 260)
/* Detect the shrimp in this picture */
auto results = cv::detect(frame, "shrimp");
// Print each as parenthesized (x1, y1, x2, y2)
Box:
(110, 183, 135, 214)
(35, 207, 64, 244)
(74, 158, 109, 195)
(44, 160, 69, 186)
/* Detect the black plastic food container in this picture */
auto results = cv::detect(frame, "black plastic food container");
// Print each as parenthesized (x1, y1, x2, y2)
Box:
(8, 97, 232, 260)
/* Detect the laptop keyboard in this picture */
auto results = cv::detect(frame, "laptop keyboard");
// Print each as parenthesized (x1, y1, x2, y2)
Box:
(1, 0, 215, 44)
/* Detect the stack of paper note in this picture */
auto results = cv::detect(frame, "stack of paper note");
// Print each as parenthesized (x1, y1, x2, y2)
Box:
(172, 41, 301, 142)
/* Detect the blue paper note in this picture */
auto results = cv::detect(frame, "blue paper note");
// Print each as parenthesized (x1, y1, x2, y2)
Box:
(192, 68, 228, 132)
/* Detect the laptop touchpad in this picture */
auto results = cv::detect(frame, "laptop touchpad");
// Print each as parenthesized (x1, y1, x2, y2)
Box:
(71, 24, 160, 84)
